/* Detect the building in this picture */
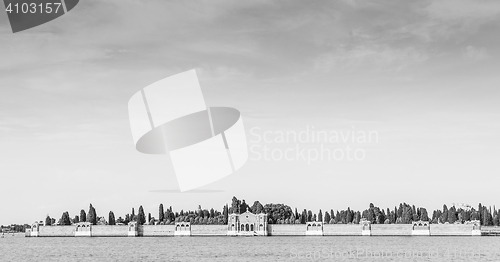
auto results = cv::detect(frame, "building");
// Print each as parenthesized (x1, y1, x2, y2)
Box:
(227, 208, 268, 236)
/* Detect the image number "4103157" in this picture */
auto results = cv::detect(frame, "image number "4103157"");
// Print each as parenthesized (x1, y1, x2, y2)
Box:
(5, 2, 62, 14)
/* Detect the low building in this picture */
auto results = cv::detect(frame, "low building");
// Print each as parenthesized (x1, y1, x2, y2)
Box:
(227, 208, 268, 236)
(174, 222, 191, 236)
(412, 220, 430, 236)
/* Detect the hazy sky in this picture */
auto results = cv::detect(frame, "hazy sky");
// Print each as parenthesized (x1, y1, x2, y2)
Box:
(1, 0, 499, 225)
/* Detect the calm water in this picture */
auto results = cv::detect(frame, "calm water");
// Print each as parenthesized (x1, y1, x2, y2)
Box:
(1, 234, 500, 261)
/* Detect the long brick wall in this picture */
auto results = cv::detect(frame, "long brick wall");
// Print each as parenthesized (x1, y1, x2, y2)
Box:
(323, 224, 362, 236)
(371, 224, 413, 236)
(191, 225, 227, 236)
(268, 224, 305, 236)
(142, 225, 175, 236)
(91, 225, 128, 237)
(430, 224, 473, 236)
(28, 224, 484, 237)
(38, 226, 74, 237)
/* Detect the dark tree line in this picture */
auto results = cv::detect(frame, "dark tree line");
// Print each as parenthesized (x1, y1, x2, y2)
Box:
(0, 224, 28, 233)
(39, 198, 500, 226)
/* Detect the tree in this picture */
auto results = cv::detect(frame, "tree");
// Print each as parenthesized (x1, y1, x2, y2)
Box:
(324, 212, 331, 224)
(73, 215, 79, 224)
(301, 210, 307, 224)
(132, 208, 136, 221)
(420, 208, 429, 221)
(61, 211, 71, 225)
(230, 196, 240, 214)
(354, 212, 361, 224)
(483, 207, 493, 226)
(347, 207, 353, 223)
(448, 206, 457, 224)
(375, 208, 385, 224)
(80, 210, 86, 222)
(138, 206, 146, 225)
(148, 213, 152, 224)
(45, 215, 52, 226)
(251, 201, 264, 214)
(366, 205, 375, 223)
(440, 205, 448, 224)
(159, 204, 164, 222)
(335, 211, 341, 223)
(478, 203, 483, 224)
(307, 210, 313, 222)
(412, 205, 418, 221)
(263, 203, 293, 224)
(318, 210, 323, 223)
(87, 204, 97, 225)
(109, 211, 116, 225)
(223, 204, 229, 224)
(239, 200, 249, 213)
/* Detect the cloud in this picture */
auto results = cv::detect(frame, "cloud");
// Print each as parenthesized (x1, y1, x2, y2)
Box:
(315, 45, 428, 73)
(426, 0, 500, 21)
(463, 46, 488, 60)
(0, 126, 14, 132)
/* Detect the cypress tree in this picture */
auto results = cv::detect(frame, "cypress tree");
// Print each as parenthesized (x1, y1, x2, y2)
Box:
(441, 205, 448, 224)
(86, 205, 93, 225)
(223, 204, 229, 224)
(45, 215, 52, 226)
(87, 204, 97, 225)
(478, 203, 483, 224)
(231, 196, 240, 214)
(367, 208, 375, 223)
(138, 206, 146, 225)
(301, 210, 307, 224)
(80, 210, 86, 222)
(318, 210, 323, 223)
(448, 206, 457, 224)
(324, 212, 331, 224)
(109, 211, 116, 225)
(340, 210, 346, 224)
(347, 207, 353, 223)
(397, 204, 403, 219)
(159, 204, 164, 222)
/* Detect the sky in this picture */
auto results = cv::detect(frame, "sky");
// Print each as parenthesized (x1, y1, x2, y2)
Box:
(0, 0, 499, 225)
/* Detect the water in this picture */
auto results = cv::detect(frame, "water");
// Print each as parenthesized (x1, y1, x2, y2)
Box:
(1, 234, 500, 261)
